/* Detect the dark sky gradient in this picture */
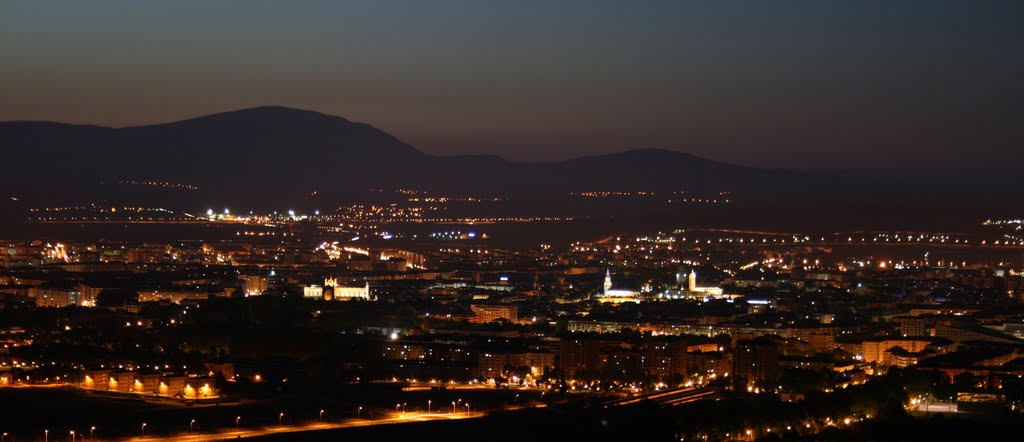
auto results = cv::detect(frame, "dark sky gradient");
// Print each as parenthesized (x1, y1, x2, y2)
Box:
(1, 1, 1022, 175)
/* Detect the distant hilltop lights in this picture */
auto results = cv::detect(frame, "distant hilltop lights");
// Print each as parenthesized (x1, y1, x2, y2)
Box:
(118, 180, 199, 191)
(201, 208, 318, 223)
(570, 190, 732, 204)
(430, 231, 486, 240)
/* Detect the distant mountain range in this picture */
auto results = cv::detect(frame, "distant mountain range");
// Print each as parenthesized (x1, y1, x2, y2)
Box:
(0, 106, 1005, 211)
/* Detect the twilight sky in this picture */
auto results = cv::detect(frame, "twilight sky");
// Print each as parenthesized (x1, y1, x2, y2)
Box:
(1, 1, 1022, 174)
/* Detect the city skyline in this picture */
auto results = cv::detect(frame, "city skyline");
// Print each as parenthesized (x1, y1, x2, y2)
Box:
(3, 2, 1024, 441)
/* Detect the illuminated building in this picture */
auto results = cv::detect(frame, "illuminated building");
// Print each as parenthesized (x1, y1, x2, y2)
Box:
(661, 269, 732, 300)
(597, 270, 641, 304)
(323, 277, 371, 301)
(477, 351, 554, 378)
(182, 379, 216, 398)
(133, 374, 162, 394)
(77, 284, 103, 307)
(162, 376, 188, 396)
(241, 274, 268, 297)
(28, 286, 82, 307)
(138, 288, 232, 303)
(860, 338, 934, 364)
(108, 372, 134, 392)
(303, 285, 323, 299)
(470, 304, 518, 323)
(82, 370, 112, 390)
(644, 338, 688, 379)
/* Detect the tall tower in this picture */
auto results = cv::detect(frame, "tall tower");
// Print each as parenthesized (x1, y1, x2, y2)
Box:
(603, 269, 613, 295)
(688, 269, 697, 292)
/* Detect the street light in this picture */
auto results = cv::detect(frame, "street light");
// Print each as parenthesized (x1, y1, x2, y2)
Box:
(428, 400, 431, 413)
(465, 403, 470, 414)
(278, 413, 284, 426)
(236, 416, 241, 429)
(141, 423, 146, 436)
(357, 407, 363, 417)
(90, 427, 95, 439)
(452, 401, 456, 414)
(70, 430, 75, 442)
(2, 432, 7, 442)
(320, 409, 325, 421)
(190, 419, 195, 433)
(46, 429, 49, 442)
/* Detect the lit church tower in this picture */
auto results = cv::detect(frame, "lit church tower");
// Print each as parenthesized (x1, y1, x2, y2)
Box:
(603, 269, 613, 295)
(688, 269, 697, 292)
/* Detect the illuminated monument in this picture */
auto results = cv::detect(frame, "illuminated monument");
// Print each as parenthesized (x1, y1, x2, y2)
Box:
(325, 277, 372, 301)
(305, 278, 372, 301)
(662, 269, 732, 300)
(598, 269, 641, 304)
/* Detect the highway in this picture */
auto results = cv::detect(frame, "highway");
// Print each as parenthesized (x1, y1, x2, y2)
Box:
(603, 386, 722, 408)
(123, 412, 481, 442)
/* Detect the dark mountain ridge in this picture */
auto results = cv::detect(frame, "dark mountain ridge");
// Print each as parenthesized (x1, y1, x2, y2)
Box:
(0, 106, 1005, 211)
